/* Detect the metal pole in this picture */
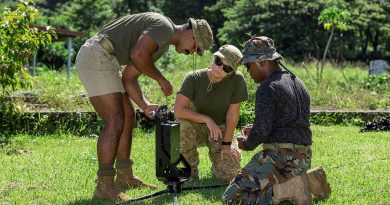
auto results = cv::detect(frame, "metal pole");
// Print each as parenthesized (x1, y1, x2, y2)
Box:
(172, 183, 178, 205)
(67, 37, 72, 82)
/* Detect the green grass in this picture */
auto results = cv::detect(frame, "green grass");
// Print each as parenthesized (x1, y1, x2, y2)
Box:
(6, 47, 390, 112)
(0, 125, 389, 205)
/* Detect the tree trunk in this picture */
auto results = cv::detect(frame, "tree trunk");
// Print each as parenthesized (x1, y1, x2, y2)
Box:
(359, 28, 368, 60)
(320, 26, 334, 80)
(372, 29, 380, 53)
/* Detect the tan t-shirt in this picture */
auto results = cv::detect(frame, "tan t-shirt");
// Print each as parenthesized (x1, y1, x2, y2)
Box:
(98, 12, 175, 65)
(178, 69, 248, 125)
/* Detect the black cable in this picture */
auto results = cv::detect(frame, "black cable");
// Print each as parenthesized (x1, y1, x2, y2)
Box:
(114, 156, 390, 205)
(115, 189, 169, 205)
(277, 59, 296, 79)
(114, 184, 228, 205)
(182, 183, 228, 191)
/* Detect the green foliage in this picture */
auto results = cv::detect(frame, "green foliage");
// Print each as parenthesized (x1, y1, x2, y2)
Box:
(0, 0, 18, 12)
(238, 101, 255, 127)
(59, 0, 114, 32)
(125, 0, 162, 15)
(318, 6, 349, 31)
(217, 0, 330, 61)
(30, 66, 91, 111)
(216, 0, 388, 61)
(157, 46, 180, 72)
(48, 0, 117, 51)
(362, 73, 390, 93)
(0, 112, 102, 135)
(38, 41, 70, 70)
(5, 53, 389, 113)
(317, 6, 349, 81)
(0, 0, 55, 114)
(348, 0, 390, 59)
(3, 0, 387, 70)
(8, 0, 387, 71)
(310, 113, 365, 126)
(295, 61, 390, 110)
(161, 0, 216, 24)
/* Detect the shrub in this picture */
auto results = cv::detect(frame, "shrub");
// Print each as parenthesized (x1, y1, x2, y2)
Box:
(0, 0, 55, 114)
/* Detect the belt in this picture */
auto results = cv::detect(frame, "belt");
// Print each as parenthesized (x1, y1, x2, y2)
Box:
(263, 143, 310, 151)
(95, 34, 115, 55)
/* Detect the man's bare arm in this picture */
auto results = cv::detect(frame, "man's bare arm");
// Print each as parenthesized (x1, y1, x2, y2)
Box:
(130, 34, 172, 96)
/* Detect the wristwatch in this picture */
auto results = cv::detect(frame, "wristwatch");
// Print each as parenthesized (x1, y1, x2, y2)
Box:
(221, 141, 232, 145)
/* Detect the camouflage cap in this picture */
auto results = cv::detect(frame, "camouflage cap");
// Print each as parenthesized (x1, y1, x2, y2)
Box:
(188, 18, 213, 56)
(238, 36, 282, 65)
(213, 44, 243, 71)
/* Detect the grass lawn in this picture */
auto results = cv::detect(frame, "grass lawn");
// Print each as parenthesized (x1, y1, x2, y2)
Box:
(0, 125, 389, 205)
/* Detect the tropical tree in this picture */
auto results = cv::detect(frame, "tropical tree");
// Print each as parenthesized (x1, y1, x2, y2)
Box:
(318, 6, 349, 80)
(348, 0, 390, 61)
(0, 0, 54, 113)
(217, 0, 330, 61)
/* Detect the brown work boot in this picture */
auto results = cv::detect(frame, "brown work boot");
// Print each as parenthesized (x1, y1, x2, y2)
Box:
(307, 166, 331, 199)
(93, 175, 131, 202)
(272, 174, 312, 205)
(115, 165, 157, 189)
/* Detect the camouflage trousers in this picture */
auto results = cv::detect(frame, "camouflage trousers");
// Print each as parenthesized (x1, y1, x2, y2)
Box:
(179, 119, 241, 182)
(222, 144, 312, 205)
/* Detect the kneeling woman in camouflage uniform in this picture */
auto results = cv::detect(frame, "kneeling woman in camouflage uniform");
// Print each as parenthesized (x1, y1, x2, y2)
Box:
(222, 36, 313, 205)
(174, 45, 248, 182)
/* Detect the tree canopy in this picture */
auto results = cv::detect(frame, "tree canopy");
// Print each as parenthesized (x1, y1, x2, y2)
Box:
(1, 0, 388, 66)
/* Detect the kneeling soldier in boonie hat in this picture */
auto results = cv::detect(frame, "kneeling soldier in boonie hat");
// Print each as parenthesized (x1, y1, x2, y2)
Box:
(222, 36, 331, 205)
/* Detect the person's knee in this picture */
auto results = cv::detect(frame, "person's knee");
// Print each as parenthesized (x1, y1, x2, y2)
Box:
(104, 114, 125, 135)
(180, 146, 198, 160)
(214, 171, 236, 182)
(213, 164, 240, 182)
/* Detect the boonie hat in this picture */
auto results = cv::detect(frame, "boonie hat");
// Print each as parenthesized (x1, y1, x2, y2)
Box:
(239, 36, 282, 65)
(213, 45, 243, 71)
(188, 18, 213, 56)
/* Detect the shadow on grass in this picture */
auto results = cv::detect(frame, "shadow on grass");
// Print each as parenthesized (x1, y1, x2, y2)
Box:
(0, 133, 13, 145)
(64, 177, 227, 205)
(313, 196, 330, 204)
(126, 176, 228, 205)
(64, 178, 331, 205)
(66, 198, 114, 205)
(276, 196, 331, 205)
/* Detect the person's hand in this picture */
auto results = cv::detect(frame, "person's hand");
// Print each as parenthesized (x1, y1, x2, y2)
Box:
(241, 124, 253, 136)
(144, 104, 159, 119)
(157, 78, 173, 96)
(205, 118, 222, 141)
(221, 144, 241, 164)
(237, 135, 247, 150)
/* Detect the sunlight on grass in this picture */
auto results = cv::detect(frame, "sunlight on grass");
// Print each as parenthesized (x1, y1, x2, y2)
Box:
(0, 126, 389, 204)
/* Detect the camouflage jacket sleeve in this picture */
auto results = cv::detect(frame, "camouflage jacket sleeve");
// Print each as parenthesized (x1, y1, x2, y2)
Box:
(243, 82, 276, 150)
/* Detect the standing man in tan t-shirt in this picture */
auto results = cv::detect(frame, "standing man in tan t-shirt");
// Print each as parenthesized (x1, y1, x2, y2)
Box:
(75, 12, 213, 202)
